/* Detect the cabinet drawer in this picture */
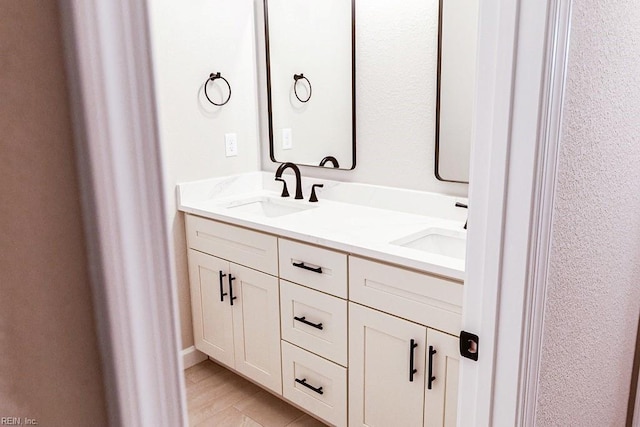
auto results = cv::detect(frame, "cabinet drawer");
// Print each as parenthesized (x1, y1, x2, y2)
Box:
(185, 214, 278, 275)
(282, 341, 347, 427)
(279, 239, 347, 298)
(280, 280, 347, 366)
(349, 257, 463, 335)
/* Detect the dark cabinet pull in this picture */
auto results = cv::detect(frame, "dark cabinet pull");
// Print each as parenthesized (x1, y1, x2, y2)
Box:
(218, 271, 228, 302)
(292, 261, 322, 274)
(295, 378, 324, 395)
(409, 339, 418, 382)
(228, 274, 237, 306)
(294, 316, 323, 330)
(428, 345, 437, 390)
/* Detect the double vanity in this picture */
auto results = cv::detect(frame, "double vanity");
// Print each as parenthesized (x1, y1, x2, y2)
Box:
(178, 171, 467, 427)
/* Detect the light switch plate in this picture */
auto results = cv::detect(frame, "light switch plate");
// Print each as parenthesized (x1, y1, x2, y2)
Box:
(225, 133, 238, 157)
(282, 128, 292, 150)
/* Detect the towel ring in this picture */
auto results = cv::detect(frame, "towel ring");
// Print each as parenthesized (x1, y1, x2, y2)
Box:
(293, 73, 312, 103)
(204, 72, 231, 106)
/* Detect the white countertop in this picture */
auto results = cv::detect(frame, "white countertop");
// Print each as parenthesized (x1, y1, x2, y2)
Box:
(177, 172, 467, 281)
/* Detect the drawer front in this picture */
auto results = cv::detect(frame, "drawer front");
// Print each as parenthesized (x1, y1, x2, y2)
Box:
(282, 341, 347, 427)
(185, 214, 278, 275)
(279, 239, 347, 298)
(280, 280, 348, 366)
(349, 256, 463, 335)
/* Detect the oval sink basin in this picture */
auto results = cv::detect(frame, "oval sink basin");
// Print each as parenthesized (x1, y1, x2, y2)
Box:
(224, 196, 315, 218)
(391, 228, 466, 260)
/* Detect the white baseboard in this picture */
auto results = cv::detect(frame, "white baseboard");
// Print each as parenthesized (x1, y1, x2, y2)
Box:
(181, 346, 208, 370)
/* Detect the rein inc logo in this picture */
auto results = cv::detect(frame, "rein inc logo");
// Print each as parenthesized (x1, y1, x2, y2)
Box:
(1, 418, 38, 425)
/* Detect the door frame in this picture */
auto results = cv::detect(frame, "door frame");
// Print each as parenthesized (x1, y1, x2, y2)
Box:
(60, 0, 573, 426)
(459, 0, 572, 425)
(60, 1, 186, 425)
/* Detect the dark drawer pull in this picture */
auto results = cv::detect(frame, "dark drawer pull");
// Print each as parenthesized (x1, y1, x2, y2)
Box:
(292, 261, 322, 274)
(228, 274, 237, 306)
(409, 339, 418, 382)
(295, 378, 324, 395)
(218, 271, 228, 302)
(428, 345, 437, 390)
(294, 316, 324, 330)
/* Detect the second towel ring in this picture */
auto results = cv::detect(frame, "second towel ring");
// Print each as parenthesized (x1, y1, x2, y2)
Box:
(204, 72, 231, 106)
(293, 73, 312, 103)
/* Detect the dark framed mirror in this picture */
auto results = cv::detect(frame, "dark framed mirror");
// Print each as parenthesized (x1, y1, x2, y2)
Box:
(264, 0, 356, 169)
(434, 0, 479, 183)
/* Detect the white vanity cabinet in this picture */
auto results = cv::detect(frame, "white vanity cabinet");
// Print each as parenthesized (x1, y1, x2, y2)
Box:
(278, 239, 349, 427)
(185, 213, 462, 426)
(186, 216, 282, 394)
(348, 256, 462, 427)
(349, 303, 460, 427)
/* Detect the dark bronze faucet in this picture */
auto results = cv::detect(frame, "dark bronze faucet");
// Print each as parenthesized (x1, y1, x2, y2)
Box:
(275, 162, 303, 199)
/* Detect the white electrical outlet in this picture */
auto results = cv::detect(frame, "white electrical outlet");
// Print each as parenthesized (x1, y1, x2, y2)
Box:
(282, 128, 293, 150)
(225, 133, 238, 157)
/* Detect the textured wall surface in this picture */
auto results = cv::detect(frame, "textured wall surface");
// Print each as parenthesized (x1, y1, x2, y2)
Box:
(0, 2, 108, 424)
(259, 0, 469, 197)
(148, 0, 261, 348)
(536, 0, 640, 424)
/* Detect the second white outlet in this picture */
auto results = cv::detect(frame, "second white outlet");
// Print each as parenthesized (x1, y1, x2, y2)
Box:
(225, 133, 238, 157)
(282, 128, 293, 150)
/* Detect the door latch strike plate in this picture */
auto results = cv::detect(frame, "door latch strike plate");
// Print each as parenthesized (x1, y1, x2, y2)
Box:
(460, 330, 479, 361)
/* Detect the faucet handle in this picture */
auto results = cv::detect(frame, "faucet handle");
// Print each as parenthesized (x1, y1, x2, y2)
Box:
(309, 184, 324, 203)
(455, 202, 468, 229)
(275, 178, 290, 198)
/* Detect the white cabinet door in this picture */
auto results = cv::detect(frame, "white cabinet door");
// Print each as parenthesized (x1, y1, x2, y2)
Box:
(424, 329, 460, 427)
(187, 249, 234, 368)
(188, 250, 282, 394)
(230, 263, 282, 394)
(349, 303, 427, 427)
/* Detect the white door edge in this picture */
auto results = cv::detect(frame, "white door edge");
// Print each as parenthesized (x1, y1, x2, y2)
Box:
(60, 1, 186, 426)
(460, 0, 573, 426)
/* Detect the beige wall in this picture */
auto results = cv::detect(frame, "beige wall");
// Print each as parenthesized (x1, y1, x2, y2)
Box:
(536, 0, 640, 424)
(0, 2, 108, 425)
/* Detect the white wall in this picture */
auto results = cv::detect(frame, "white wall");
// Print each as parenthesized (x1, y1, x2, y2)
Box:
(148, 0, 261, 348)
(535, 0, 640, 424)
(258, 0, 469, 197)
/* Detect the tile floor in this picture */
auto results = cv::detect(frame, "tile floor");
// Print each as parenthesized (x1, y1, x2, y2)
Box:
(185, 359, 328, 427)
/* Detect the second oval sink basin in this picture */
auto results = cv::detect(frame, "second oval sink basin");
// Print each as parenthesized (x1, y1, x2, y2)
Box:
(224, 196, 315, 218)
(391, 228, 467, 260)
